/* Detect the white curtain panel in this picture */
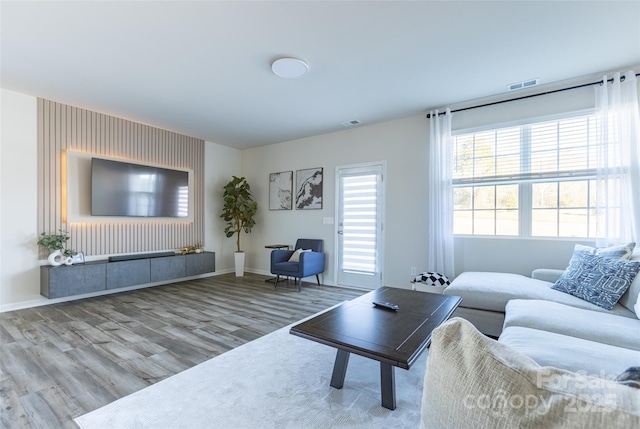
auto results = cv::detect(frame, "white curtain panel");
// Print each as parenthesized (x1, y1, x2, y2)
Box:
(428, 109, 455, 279)
(594, 71, 640, 246)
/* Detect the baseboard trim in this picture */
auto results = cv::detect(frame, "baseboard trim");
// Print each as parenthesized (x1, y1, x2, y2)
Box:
(0, 271, 220, 313)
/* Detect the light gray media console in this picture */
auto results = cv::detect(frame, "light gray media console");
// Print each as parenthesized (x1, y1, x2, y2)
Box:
(40, 252, 215, 299)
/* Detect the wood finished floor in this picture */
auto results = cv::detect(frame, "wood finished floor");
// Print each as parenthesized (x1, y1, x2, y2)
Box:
(0, 273, 366, 429)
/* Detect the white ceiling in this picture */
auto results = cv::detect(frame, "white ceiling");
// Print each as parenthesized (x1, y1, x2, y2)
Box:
(2, 1, 639, 149)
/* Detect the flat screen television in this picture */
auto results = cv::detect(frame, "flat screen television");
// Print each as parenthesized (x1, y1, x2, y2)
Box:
(91, 158, 189, 217)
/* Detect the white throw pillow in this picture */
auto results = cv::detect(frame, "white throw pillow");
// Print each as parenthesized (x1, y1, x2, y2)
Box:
(633, 251, 640, 318)
(288, 249, 311, 262)
(618, 249, 640, 314)
(568, 242, 636, 266)
(421, 318, 640, 429)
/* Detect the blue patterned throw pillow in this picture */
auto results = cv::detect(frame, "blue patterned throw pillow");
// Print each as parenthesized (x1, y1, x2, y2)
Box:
(552, 253, 640, 310)
(616, 367, 640, 389)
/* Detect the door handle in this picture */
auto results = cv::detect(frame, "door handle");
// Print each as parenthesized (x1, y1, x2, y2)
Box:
(337, 230, 343, 235)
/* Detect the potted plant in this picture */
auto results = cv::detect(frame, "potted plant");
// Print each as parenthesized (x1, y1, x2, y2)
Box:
(37, 229, 75, 266)
(220, 176, 258, 276)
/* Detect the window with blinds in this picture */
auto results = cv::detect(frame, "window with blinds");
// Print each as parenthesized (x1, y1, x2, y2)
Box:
(452, 112, 605, 237)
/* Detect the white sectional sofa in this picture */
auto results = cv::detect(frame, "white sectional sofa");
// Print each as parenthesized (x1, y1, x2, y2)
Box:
(420, 245, 640, 428)
(442, 245, 640, 378)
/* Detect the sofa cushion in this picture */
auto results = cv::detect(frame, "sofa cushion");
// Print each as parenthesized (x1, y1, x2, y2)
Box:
(531, 268, 565, 283)
(272, 261, 299, 273)
(504, 299, 640, 351)
(551, 253, 640, 310)
(444, 271, 635, 317)
(499, 326, 640, 377)
(421, 318, 640, 429)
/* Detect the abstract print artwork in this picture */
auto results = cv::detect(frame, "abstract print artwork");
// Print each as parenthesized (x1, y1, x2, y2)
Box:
(269, 171, 293, 210)
(295, 167, 323, 210)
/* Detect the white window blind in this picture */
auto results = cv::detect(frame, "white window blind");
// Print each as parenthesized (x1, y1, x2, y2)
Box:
(452, 112, 608, 238)
(341, 174, 378, 273)
(453, 115, 597, 185)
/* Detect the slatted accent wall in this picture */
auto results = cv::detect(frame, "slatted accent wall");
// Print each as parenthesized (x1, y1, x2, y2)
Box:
(37, 99, 205, 258)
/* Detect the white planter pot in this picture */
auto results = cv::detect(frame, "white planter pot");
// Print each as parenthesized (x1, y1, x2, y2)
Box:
(234, 252, 245, 277)
(48, 249, 65, 267)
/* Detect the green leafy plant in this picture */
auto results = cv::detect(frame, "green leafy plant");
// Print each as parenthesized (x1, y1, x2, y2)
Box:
(38, 230, 77, 261)
(220, 176, 258, 252)
(37, 229, 71, 252)
(63, 248, 78, 257)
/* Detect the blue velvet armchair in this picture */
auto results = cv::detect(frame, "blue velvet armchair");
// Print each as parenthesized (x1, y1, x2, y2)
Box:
(270, 239, 326, 292)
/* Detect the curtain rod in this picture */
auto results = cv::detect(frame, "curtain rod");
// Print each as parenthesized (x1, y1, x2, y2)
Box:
(426, 73, 640, 118)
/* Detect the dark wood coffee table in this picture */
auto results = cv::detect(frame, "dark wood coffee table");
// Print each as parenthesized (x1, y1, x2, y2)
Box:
(290, 286, 461, 410)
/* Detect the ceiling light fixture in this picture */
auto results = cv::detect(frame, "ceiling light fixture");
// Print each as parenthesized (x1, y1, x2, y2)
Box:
(271, 57, 309, 79)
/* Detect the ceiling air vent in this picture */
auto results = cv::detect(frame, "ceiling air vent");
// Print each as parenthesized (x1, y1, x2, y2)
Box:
(341, 120, 361, 127)
(507, 78, 539, 92)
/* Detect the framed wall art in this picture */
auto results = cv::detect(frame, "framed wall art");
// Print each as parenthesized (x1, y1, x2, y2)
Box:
(269, 171, 293, 210)
(295, 167, 323, 210)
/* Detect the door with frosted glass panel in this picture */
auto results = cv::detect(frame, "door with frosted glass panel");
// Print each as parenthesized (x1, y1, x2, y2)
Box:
(336, 163, 384, 289)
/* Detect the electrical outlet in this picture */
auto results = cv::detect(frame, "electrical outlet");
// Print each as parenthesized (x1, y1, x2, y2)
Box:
(410, 267, 416, 276)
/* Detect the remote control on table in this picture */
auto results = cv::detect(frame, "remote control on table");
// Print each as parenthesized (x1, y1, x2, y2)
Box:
(372, 301, 399, 311)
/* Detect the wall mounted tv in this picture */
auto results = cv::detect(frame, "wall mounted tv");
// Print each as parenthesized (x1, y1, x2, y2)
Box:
(91, 158, 189, 217)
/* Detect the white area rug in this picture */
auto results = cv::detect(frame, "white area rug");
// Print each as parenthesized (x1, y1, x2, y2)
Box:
(75, 310, 427, 428)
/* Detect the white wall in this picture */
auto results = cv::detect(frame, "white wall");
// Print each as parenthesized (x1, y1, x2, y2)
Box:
(0, 88, 243, 310)
(0, 89, 40, 308)
(449, 82, 598, 277)
(242, 76, 640, 287)
(242, 115, 430, 289)
(2, 70, 637, 309)
(450, 82, 595, 131)
(453, 237, 592, 276)
(450, 76, 640, 276)
(205, 142, 243, 273)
